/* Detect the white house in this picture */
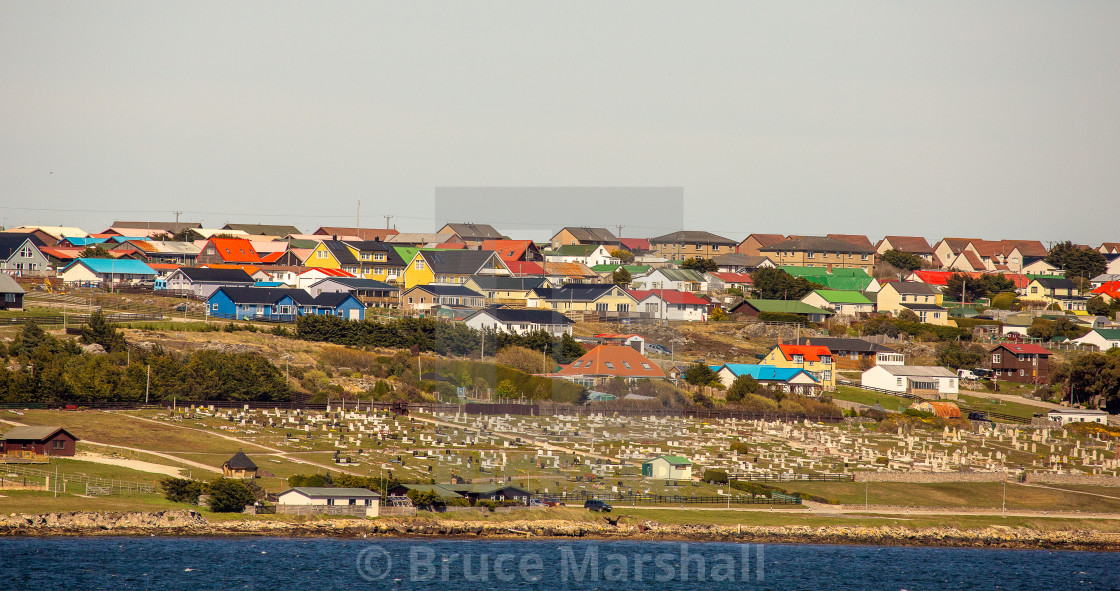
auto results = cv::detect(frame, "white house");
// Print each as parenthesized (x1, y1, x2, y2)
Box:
(641, 455, 693, 480)
(1074, 329, 1120, 351)
(463, 308, 574, 337)
(163, 267, 255, 298)
(1046, 409, 1109, 426)
(1021, 259, 1062, 276)
(296, 268, 354, 291)
(636, 268, 709, 293)
(545, 244, 620, 267)
(860, 353, 958, 398)
(626, 289, 709, 321)
(276, 487, 380, 516)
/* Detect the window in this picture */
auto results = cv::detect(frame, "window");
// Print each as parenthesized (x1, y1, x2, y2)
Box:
(327, 499, 335, 506)
(4, 294, 13, 303)
(806, 252, 815, 259)
(616, 304, 630, 312)
(793, 355, 804, 364)
(364, 499, 372, 506)
(897, 377, 903, 386)
(821, 356, 832, 364)
(349, 498, 357, 506)
(317, 250, 327, 259)
(605, 362, 615, 369)
(595, 303, 608, 311)
(52, 440, 64, 449)
(1020, 369, 1025, 376)
(211, 303, 218, 311)
(641, 363, 651, 370)
(861, 254, 869, 261)
(415, 260, 425, 270)
(622, 361, 631, 369)
(992, 354, 1001, 364)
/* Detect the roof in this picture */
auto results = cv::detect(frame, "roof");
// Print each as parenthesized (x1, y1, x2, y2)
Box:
(649, 268, 707, 283)
(557, 345, 665, 378)
(885, 281, 938, 295)
(937, 237, 977, 254)
(649, 230, 737, 245)
(645, 455, 693, 466)
(711, 253, 772, 268)
(466, 275, 548, 291)
(991, 343, 1051, 355)
(283, 487, 380, 498)
(442, 223, 506, 241)
(900, 303, 948, 311)
(0, 273, 26, 294)
(5, 226, 88, 240)
(174, 267, 255, 283)
(224, 451, 258, 470)
(63, 258, 156, 275)
(506, 261, 545, 275)
(314, 227, 399, 241)
(808, 290, 872, 304)
(468, 308, 574, 325)
(2, 426, 76, 442)
(709, 272, 753, 284)
(715, 364, 819, 383)
(876, 365, 957, 378)
(761, 236, 876, 254)
(774, 344, 832, 362)
(0, 234, 46, 259)
(555, 227, 617, 243)
(299, 267, 354, 278)
(826, 234, 876, 250)
(626, 289, 709, 305)
(479, 239, 536, 261)
(387, 232, 461, 244)
(730, 299, 833, 316)
(531, 284, 620, 302)
(310, 277, 398, 291)
(206, 238, 262, 263)
(1088, 329, 1120, 340)
(742, 234, 787, 247)
(404, 284, 484, 297)
(797, 337, 894, 353)
(320, 240, 360, 265)
(211, 286, 314, 305)
(222, 223, 302, 236)
(113, 221, 201, 232)
(1032, 277, 1077, 290)
(1002, 239, 1048, 257)
(417, 250, 505, 275)
(619, 238, 651, 252)
(912, 401, 962, 419)
(541, 262, 597, 277)
(879, 236, 934, 254)
(553, 244, 600, 256)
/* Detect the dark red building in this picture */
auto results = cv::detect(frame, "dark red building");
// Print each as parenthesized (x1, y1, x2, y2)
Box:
(988, 343, 1051, 384)
(1, 426, 79, 457)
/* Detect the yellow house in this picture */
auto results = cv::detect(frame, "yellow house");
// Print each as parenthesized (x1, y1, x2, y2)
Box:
(761, 344, 836, 391)
(305, 240, 408, 284)
(402, 250, 510, 290)
(526, 284, 638, 313)
(875, 281, 950, 325)
(463, 276, 553, 306)
(304, 240, 348, 272)
(1021, 277, 1084, 311)
(759, 236, 876, 273)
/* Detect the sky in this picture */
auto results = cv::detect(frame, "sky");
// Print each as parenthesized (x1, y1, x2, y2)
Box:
(1, 2, 1118, 244)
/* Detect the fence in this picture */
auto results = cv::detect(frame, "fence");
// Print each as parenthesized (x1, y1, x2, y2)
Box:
(729, 473, 854, 483)
(0, 463, 156, 494)
(0, 312, 163, 326)
(552, 490, 801, 505)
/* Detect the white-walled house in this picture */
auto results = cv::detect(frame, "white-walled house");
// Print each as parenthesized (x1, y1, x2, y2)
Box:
(1074, 329, 1120, 351)
(641, 455, 693, 480)
(276, 487, 380, 516)
(635, 268, 709, 293)
(860, 353, 958, 398)
(1047, 409, 1109, 426)
(463, 308, 574, 337)
(626, 289, 709, 321)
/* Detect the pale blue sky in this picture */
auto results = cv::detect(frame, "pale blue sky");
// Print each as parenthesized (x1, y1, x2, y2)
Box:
(2, 2, 1117, 244)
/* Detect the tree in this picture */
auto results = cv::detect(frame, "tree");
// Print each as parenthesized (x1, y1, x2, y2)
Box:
(881, 249, 922, 272)
(702, 469, 729, 484)
(944, 273, 1015, 303)
(936, 341, 984, 369)
(725, 375, 759, 402)
(496, 379, 517, 398)
(80, 310, 128, 353)
(1087, 296, 1111, 317)
(554, 333, 585, 364)
(610, 249, 634, 263)
(494, 345, 545, 374)
(749, 268, 817, 300)
(1046, 241, 1107, 283)
(683, 363, 719, 387)
(680, 257, 718, 273)
(205, 478, 256, 512)
(1051, 352, 1120, 408)
(78, 245, 114, 258)
(709, 306, 727, 321)
(990, 292, 1019, 310)
(159, 477, 203, 504)
(612, 267, 632, 285)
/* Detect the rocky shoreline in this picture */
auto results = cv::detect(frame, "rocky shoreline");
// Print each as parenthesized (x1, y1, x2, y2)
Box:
(1, 511, 1117, 552)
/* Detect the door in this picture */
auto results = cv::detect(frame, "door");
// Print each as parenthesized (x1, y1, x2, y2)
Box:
(348, 308, 360, 320)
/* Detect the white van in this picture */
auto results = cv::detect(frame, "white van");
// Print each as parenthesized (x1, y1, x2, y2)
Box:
(957, 369, 979, 381)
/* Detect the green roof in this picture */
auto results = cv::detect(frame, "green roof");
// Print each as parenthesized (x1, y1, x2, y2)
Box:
(590, 264, 650, 274)
(644, 455, 692, 466)
(738, 299, 833, 315)
(817, 275, 874, 291)
(1093, 329, 1120, 339)
(555, 244, 599, 256)
(781, 266, 870, 278)
(809, 289, 871, 304)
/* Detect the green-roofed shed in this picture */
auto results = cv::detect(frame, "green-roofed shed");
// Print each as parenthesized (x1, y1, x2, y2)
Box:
(728, 299, 833, 322)
(642, 455, 694, 480)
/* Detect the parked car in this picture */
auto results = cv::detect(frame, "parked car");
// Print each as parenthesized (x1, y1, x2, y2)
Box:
(647, 344, 671, 355)
(584, 499, 612, 512)
(528, 499, 544, 507)
(973, 368, 995, 379)
(542, 497, 565, 507)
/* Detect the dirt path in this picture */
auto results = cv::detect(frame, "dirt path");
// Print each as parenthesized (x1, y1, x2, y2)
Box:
(72, 452, 187, 478)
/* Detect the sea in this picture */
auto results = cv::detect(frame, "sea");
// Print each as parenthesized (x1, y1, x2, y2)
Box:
(1, 537, 1118, 590)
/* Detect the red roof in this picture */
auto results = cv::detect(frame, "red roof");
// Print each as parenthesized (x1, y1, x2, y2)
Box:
(148, 263, 182, 271)
(710, 272, 753, 284)
(480, 239, 535, 261)
(619, 238, 650, 252)
(556, 345, 665, 378)
(506, 261, 544, 275)
(595, 333, 643, 339)
(910, 270, 954, 285)
(1092, 281, 1120, 294)
(775, 344, 833, 362)
(39, 247, 82, 260)
(207, 238, 261, 263)
(993, 343, 1051, 355)
(259, 251, 285, 263)
(626, 289, 709, 305)
(299, 267, 353, 277)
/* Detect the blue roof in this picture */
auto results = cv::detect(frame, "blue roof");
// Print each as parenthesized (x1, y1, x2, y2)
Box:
(712, 364, 819, 383)
(65, 258, 156, 275)
(254, 281, 285, 287)
(63, 237, 108, 246)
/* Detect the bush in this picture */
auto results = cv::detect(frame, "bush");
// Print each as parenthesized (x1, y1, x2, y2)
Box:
(757, 312, 807, 325)
(703, 469, 729, 484)
(159, 477, 202, 504)
(206, 478, 256, 512)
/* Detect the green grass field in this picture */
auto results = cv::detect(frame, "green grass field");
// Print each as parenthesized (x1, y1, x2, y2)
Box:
(957, 394, 1045, 419)
(775, 481, 1120, 513)
(831, 386, 912, 410)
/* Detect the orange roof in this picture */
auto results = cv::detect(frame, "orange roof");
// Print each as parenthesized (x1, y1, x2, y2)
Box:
(207, 238, 261, 263)
(1093, 281, 1120, 294)
(480, 239, 535, 261)
(259, 251, 285, 263)
(775, 344, 832, 362)
(201, 264, 261, 275)
(506, 261, 545, 275)
(556, 345, 665, 378)
(435, 242, 467, 249)
(710, 272, 753, 284)
(148, 263, 182, 271)
(299, 267, 353, 277)
(542, 262, 596, 276)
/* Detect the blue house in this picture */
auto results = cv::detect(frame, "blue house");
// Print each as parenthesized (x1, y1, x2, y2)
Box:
(710, 363, 821, 396)
(58, 258, 157, 286)
(207, 287, 365, 322)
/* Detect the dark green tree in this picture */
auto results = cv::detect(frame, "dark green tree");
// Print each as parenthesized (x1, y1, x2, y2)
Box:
(749, 268, 817, 300)
(554, 333, 585, 364)
(159, 477, 203, 504)
(80, 310, 128, 353)
(725, 374, 760, 402)
(683, 363, 719, 387)
(205, 478, 256, 512)
(1046, 241, 1107, 284)
(936, 341, 984, 369)
(680, 257, 718, 273)
(78, 245, 114, 258)
(612, 267, 632, 285)
(881, 249, 923, 272)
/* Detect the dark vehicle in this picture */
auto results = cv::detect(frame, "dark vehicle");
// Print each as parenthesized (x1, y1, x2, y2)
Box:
(584, 499, 612, 512)
(973, 368, 995, 379)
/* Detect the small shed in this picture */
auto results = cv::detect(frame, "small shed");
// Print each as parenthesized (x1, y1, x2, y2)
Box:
(1, 426, 78, 458)
(910, 401, 962, 419)
(222, 451, 259, 478)
(641, 455, 693, 480)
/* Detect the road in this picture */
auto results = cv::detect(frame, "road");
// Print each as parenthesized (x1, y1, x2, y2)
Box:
(959, 388, 1065, 410)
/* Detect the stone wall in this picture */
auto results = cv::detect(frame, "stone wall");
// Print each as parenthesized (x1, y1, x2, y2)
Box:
(853, 471, 1007, 483)
(1025, 473, 1120, 486)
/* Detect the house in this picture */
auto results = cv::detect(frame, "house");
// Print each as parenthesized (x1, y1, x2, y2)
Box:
(619, 237, 652, 255)
(795, 337, 896, 370)
(999, 240, 1049, 273)
(759, 236, 876, 273)
(526, 284, 638, 315)
(463, 275, 551, 306)
(595, 333, 645, 354)
(860, 353, 958, 398)
(114, 240, 201, 264)
(0, 234, 50, 276)
(876, 236, 936, 265)
(988, 343, 1051, 384)
(711, 253, 774, 273)
(827, 234, 876, 252)
(3, 226, 88, 244)
(540, 261, 600, 284)
(295, 267, 354, 291)
(641, 455, 693, 480)
(636, 268, 708, 293)
(402, 250, 510, 289)
(206, 287, 365, 321)
(1091, 281, 1120, 303)
(307, 277, 400, 308)
(0, 273, 26, 310)
(400, 285, 485, 313)
(59, 258, 157, 286)
(391, 483, 533, 505)
(196, 237, 262, 265)
(1022, 277, 1085, 311)
(312, 226, 399, 241)
(545, 244, 620, 267)
(712, 364, 821, 395)
(277, 487, 380, 515)
(386, 232, 464, 247)
(1099, 243, 1120, 256)
(726, 299, 833, 323)
(163, 267, 255, 298)
(222, 451, 258, 478)
(305, 240, 362, 276)
(800, 290, 874, 316)
(1, 426, 78, 458)
(555, 345, 665, 386)
(1047, 409, 1109, 426)
(342, 241, 408, 284)
(761, 344, 836, 390)
(438, 223, 507, 248)
(1074, 328, 1120, 351)
(550, 227, 618, 250)
(932, 238, 979, 268)
(463, 308, 574, 337)
(648, 230, 738, 260)
(626, 289, 709, 321)
(479, 239, 543, 262)
(221, 223, 302, 237)
(112, 220, 201, 234)
(737, 234, 788, 257)
(705, 272, 753, 292)
(875, 282, 948, 325)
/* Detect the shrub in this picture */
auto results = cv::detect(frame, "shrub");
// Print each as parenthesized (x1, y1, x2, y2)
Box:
(703, 469, 729, 484)
(205, 478, 256, 512)
(159, 477, 202, 504)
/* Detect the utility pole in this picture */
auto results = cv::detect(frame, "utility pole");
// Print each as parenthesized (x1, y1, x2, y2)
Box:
(173, 211, 182, 225)
(145, 364, 150, 404)
(615, 225, 624, 248)
(384, 215, 393, 230)
(356, 200, 361, 232)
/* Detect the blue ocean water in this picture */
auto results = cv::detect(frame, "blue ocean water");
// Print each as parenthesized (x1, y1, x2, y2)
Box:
(0, 537, 1117, 590)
